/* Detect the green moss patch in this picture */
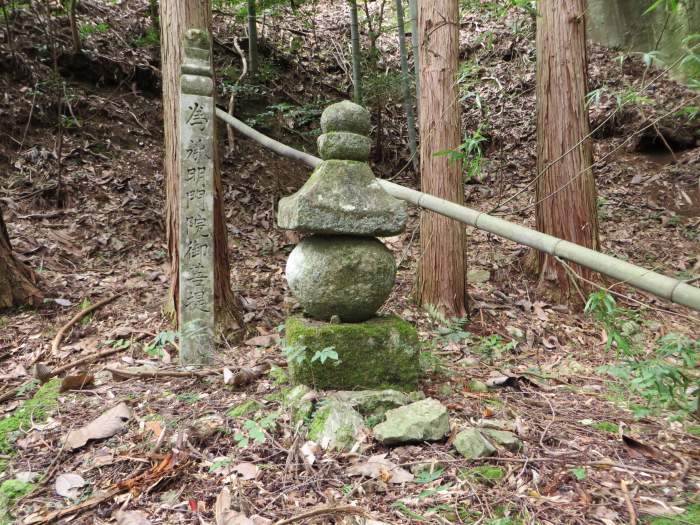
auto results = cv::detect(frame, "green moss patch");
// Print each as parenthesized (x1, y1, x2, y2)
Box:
(227, 399, 263, 419)
(646, 504, 700, 525)
(1, 479, 36, 525)
(0, 378, 61, 455)
(458, 466, 506, 485)
(286, 316, 421, 391)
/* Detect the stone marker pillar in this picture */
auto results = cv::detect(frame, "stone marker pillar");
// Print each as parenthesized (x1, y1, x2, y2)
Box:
(179, 29, 215, 364)
(278, 101, 421, 390)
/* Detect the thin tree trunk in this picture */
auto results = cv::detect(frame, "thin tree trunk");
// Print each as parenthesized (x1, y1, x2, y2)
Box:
(349, 0, 362, 104)
(394, 0, 418, 171)
(0, 206, 42, 309)
(535, 0, 598, 299)
(417, 0, 466, 317)
(247, 0, 258, 75)
(149, 0, 160, 31)
(408, 0, 419, 115)
(160, 0, 243, 336)
(69, 0, 81, 54)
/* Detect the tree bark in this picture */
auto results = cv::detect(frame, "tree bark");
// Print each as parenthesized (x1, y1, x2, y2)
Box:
(247, 0, 258, 75)
(535, 0, 598, 299)
(417, 0, 466, 317)
(349, 0, 362, 104)
(395, 0, 418, 171)
(408, 0, 420, 115)
(160, 0, 243, 335)
(69, 0, 81, 54)
(0, 206, 42, 309)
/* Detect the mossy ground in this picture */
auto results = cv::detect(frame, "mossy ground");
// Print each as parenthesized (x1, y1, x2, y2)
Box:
(0, 378, 61, 457)
(0, 479, 35, 525)
(286, 315, 421, 390)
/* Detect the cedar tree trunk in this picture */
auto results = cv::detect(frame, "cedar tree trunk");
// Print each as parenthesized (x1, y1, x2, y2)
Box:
(160, 0, 243, 335)
(0, 205, 42, 309)
(417, 0, 466, 317)
(535, 0, 599, 298)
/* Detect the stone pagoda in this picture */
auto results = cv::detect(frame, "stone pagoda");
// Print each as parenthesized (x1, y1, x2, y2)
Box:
(278, 101, 421, 391)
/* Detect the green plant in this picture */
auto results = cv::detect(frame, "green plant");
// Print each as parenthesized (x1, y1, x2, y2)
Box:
(475, 334, 517, 363)
(602, 333, 699, 418)
(144, 331, 177, 358)
(434, 124, 488, 182)
(104, 338, 130, 350)
(177, 392, 200, 404)
(78, 298, 93, 326)
(133, 26, 159, 47)
(233, 411, 279, 448)
(78, 22, 109, 38)
(585, 291, 634, 356)
(310, 346, 340, 365)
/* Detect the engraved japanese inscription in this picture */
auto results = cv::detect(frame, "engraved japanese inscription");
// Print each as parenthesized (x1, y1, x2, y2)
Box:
(179, 29, 215, 364)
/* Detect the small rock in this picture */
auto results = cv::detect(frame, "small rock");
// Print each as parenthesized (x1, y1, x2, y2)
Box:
(467, 379, 488, 393)
(467, 269, 491, 284)
(453, 428, 496, 459)
(308, 400, 364, 451)
(332, 389, 420, 419)
(320, 100, 371, 136)
(373, 398, 449, 445)
(481, 428, 523, 452)
(505, 325, 524, 339)
(474, 418, 516, 432)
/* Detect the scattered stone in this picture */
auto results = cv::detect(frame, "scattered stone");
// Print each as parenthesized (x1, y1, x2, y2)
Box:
(474, 418, 516, 432)
(277, 161, 407, 236)
(286, 235, 396, 322)
(282, 384, 316, 424)
(286, 316, 421, 391)
(308, 399, 365, 451)
(373, 398, 449, 445)
(453, 428, 496, 459)
(505, 325, 524, 339)
(467, 269, 491, 283)
(480, 428, 523, 452)
(331, 389, 422, 419)
(467, 379, 488, 392)
(191, 414, 225, 443)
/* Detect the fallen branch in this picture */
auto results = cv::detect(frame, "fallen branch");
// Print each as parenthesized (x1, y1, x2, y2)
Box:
(50, 294, 124, 356)
(273, 505, 367, 525)
(107, 362, 271, 386)
(23, 487, 121, 524)
(39, 345, 129, 381)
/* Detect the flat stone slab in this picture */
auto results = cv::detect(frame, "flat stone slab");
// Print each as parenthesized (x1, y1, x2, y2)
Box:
(277, 160, 407, 236)
(286, 316, 421, 391)
(373, 398, 450, 445)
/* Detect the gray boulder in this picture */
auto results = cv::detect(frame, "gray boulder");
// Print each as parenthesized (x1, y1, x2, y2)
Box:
(453, 428, 496, 459)
(481, 428, 523, 452)
(308, 399, 365, 451)
(373, 398, 449, 445)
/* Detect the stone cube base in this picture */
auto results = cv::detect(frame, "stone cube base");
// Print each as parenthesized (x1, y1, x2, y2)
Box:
(286, 316, 421, 391)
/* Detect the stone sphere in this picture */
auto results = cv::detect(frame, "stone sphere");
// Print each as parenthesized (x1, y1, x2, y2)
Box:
(286, 235, 396, 322)
(320, 101, 371, 136)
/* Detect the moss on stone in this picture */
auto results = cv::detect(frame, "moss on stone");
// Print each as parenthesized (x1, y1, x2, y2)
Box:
(286, 316, 421, 391)
(227, 399, 262, 419)
(0, 379, 61, 455)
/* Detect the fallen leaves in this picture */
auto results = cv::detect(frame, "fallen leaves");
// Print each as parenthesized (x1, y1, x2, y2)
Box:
(114, 510, 152, 525)
(55, 473, 86, 499)
(64, 402, 132, 450)
(347, 454, 414, 484)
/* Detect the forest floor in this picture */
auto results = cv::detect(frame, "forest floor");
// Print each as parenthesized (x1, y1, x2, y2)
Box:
(0, 1, 699, 524)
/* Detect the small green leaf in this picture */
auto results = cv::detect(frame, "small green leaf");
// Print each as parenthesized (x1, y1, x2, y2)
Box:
(571, 467, 587, 481)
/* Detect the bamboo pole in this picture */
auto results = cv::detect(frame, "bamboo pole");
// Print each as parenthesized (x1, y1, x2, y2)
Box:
(215, 108, 700, 313)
